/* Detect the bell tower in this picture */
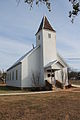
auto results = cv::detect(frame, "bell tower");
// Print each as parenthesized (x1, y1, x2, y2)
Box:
(36, 16, 57, 66)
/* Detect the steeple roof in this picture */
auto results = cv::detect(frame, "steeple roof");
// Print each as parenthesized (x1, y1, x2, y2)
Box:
(36, 16, 55, 34)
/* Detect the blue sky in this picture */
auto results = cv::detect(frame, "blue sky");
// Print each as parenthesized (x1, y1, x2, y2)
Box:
(0, 0, 80, 71)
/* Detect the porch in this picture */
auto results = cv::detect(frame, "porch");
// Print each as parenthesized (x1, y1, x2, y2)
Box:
(44, 60, 68, 89)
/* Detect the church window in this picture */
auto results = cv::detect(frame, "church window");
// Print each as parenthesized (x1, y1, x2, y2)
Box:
(16, 70, 18, 80)
(12, 71, 14, 80)
(47, 74, 50, 77)
(48, 33, 51, 38)
(38, 35, 40, 40)
(52, 74, 54, 77)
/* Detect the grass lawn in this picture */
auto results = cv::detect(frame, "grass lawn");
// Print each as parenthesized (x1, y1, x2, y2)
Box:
(0, 89, 80, 120)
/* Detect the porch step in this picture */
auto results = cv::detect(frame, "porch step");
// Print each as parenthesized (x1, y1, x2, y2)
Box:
(45, 80, 53, 90)
(52, 85, 57, 90)
(45, 80, 64, 90)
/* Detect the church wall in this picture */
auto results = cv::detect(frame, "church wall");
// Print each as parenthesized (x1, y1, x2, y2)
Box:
(36, 31, 45, 84)
(21, 47, 45, 88)
(42, 30, 57, 66)
(6, 64, 21, 87)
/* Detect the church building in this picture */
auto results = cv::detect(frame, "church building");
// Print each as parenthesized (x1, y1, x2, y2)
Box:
(6, 16, 69, 89)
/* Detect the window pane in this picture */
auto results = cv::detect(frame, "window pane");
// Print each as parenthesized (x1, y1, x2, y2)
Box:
(16, 70, 18, 80)
(48, 33, 51, 38)
(12, 71, 14, 80)
(47, 74, 50, 77)
(38, 35, 40, 40)
(52, 74, 54, 77)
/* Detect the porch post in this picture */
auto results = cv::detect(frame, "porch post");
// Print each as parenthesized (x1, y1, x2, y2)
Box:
(51, 68, 52, 84)
(54, 71, 56, 86)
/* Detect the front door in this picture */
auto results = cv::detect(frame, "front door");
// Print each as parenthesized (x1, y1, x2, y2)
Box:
(47, 69, 55, 85)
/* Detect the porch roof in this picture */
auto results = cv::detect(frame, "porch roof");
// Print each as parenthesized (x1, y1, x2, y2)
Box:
(44, 60, 64, 70)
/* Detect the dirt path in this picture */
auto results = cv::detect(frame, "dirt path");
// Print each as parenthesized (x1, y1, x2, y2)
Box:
(71, 84, 80, 87)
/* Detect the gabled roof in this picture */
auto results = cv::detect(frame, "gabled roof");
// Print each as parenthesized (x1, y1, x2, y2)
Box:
(44, 60, 57, 68)
(36, 16, 56, 34)
(7, 46, 40, 71)
(44, 60, 64, 70)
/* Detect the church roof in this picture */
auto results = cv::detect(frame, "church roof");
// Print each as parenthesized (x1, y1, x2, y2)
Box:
(7, 46, 40, 71)
(44, 60, 64, 70)
(36, 16, 56, 34)
(44, 60, 58, 68)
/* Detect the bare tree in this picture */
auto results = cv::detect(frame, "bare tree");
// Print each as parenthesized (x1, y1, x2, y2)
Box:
(24, 0, 51, 11)
(0, 70, 6, 83)
(16, 0, 80, 22)
(32, 72, 40, 87)
(69, 0, 80, 23)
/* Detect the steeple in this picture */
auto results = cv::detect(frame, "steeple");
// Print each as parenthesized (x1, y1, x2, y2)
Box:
(36, 16, 57, 66)
(36, 16, 55, 34)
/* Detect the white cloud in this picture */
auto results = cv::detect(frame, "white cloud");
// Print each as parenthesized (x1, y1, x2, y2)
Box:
(0, 36, 32, 70)
(56, 33, 80, 70)
(57, 34, 80, 58)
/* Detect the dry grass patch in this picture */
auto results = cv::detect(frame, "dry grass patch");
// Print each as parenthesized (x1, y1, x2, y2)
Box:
(0, 84, 28, 93)
(70, 80, 80, 85)
(0, 89, 80, 120)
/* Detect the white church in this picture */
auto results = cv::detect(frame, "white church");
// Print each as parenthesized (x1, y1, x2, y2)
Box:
(6, 16, 69, 89)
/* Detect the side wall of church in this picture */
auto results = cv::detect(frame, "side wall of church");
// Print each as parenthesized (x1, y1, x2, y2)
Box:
(21, 47, 45, 88)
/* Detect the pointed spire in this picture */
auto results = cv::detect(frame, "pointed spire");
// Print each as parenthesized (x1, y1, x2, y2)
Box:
(36, 16, 55, 34)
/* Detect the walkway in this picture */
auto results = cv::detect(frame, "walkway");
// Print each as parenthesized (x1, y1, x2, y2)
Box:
(0, 86, 80, 96)
(0, 91, 54, 96)
(71, 84, 80, 88)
